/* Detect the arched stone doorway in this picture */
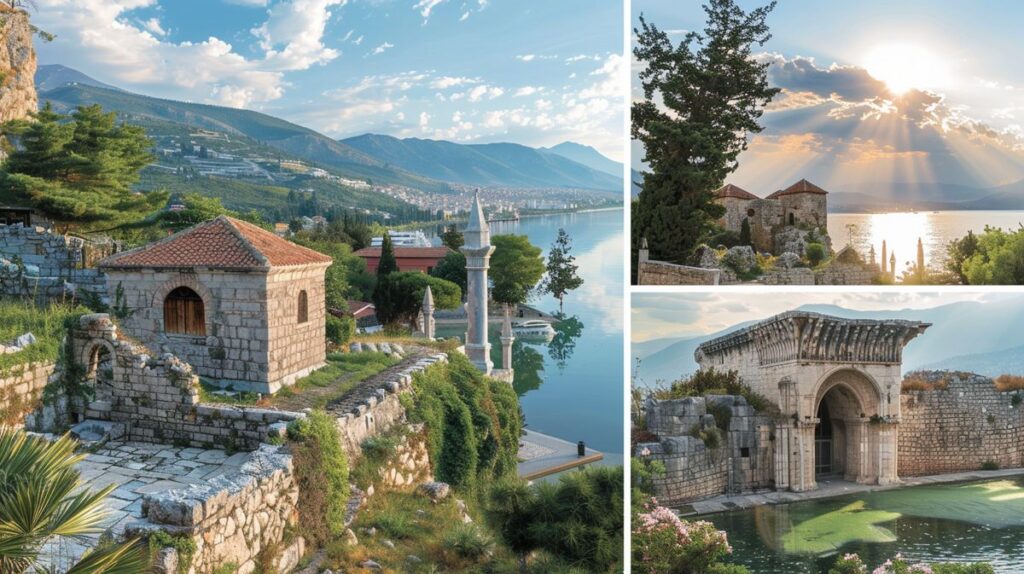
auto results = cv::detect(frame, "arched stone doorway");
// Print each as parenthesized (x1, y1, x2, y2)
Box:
(811, 369, 889, 485)
(80, 340, 117, 418)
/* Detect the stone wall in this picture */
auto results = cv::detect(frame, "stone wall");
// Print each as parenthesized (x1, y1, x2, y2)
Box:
(266, 265, 328, 389)
(0, 360, 56, 426)
(899, 372, 1024, 476)
(760, 267, 815, 285)
(140, 444, 303, 574)
(0, 225, 110, 302)
(637, 260, 720, 285)
(779, 193, 827, 229)
(815, 262, 876, 285)
(638, 395, 775, 506)
(0, 8, 37, 124)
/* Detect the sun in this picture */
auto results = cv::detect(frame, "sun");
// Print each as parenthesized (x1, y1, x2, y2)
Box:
(863, 43, 950, 95)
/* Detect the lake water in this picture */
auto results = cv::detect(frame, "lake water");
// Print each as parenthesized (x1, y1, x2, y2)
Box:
(430, 209, 624, 463)
(828, 211, 1024, 271)
(708, 478, 1024, 573)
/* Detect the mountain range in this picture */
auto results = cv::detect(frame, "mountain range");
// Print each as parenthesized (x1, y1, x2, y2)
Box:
(633, 299, 1024, 387)
(34, 65, 622, 194)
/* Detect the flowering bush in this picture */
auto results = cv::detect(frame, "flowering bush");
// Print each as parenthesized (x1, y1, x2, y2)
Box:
(830, 553, 993, 574)
(632, 499, 748, 573)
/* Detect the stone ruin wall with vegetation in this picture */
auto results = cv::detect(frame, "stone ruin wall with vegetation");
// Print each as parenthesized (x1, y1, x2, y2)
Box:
(637, 395, 775, 506)
(899, 371, 1024, 476)
(0, 360, 56, 426)
(637, 260, 721, 285)
(0, 225, 110, 302)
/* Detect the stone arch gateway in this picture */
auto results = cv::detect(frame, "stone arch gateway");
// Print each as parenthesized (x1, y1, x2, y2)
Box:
(695, 311, 929, 492)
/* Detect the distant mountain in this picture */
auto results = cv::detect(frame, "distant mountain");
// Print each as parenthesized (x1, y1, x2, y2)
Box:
(38, 83, 450, 192)
(35, 64, 117, 92)
(633, 299, 1024, 386)
(541, 141, 621, 177)
(342, 134, 621, 191)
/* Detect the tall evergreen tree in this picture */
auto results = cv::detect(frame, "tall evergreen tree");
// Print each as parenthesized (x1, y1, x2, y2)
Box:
(540, 229, 584, 314)
(377, 233, 399, 277)
(740, 217, 752, 247)
(632, 0, 779, 273)
(440, 224, 464, 250)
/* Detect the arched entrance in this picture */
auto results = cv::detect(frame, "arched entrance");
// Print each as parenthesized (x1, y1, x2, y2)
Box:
(811, 369, 886, 484)
(80, 341, 117, 417)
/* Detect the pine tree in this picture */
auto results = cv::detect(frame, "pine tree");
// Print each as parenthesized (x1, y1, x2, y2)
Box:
(632, 0, 779, 272)
(540, 229, 584, 314)
(377, 233, 399, 277)
(740, 217, 752, 247)
(440, 224, 464, 250)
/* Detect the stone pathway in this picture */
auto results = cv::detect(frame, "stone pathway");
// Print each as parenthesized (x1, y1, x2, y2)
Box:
(678, 467, 1024, 517)
(42, 442, 255, 571)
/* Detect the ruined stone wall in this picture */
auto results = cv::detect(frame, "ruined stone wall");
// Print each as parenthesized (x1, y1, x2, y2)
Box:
(717, 198, 784, 253)
(780, 193, 827, 229)
(265, 265, 328, 390)
(103, 268, 275, 392)
(0, 8, 37, 124)
(815, 263, 875, 285)
(760, 267, 815, 285)
(141, 445, 303, 574)
(638, 395, 775, 506)
(0, 225, 109, 302)
(0, 360, 56, 426)
(638, 260, 720, 285)
(899, 372, 1024, 476)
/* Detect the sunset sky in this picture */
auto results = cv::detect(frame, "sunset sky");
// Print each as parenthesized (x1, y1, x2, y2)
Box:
(31, 0, 624, 159)
(631, 0, 1024, 193)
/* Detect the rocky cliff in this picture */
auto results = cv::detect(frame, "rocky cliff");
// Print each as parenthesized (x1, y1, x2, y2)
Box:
(0, 8, 37, 123)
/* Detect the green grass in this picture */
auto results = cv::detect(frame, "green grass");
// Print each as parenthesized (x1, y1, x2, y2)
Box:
(0, 301, 88, 378)
(262, 351, 397, 411)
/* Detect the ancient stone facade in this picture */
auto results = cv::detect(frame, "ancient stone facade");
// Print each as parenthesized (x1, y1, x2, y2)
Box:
(0, 360, 56, 426)
(899, 372, 1024, 475)
(637, 259, 721, 285)
(0, 8, 37, 124)
(0, 225, 111, 302)
(714, 180, 829, 254)
(99, 216, 332, 393)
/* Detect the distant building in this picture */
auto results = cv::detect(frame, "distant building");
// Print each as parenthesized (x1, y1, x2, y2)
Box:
(370, 230, 432, 248)
(714, 178, 829, 253)
(354, 246, 453, 274)
(273, 222, 290, 236)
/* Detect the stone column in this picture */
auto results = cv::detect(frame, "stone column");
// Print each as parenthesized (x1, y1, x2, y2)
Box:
(420, 286, 435, 339)
(876, 421, 899, 485)
(460, 190, 495, 375)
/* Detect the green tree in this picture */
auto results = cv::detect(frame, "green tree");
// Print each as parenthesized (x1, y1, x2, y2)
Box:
(0, 103, 162, 232)
(740, 217, 752, 247)
(490, 235, 544, 306)
(157, 193, 231, 232)
(632, 1, 779, 271)
(431, 251, 467, 293)
(805, 242, 826, 267)
(946, 230, 978, 284)
(441, 224, 464, 250)
(374, 272, 460, 328)
(959, 226, 1024, 285)
(0, 429, 149, 573)
(540, 229, 584, 314)
(547, 314, 584, 371)
(377, 233, 399, 277)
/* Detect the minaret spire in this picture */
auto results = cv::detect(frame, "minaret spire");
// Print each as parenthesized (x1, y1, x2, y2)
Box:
(460, 189, 495, 374)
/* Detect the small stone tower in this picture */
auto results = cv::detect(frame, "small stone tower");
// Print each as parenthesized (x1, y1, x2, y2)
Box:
(460, 190, 495, 375)
(420, 285, 435, 339)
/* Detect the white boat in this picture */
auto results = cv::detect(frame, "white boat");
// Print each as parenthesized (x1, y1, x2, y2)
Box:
(512, 320, 556, 340)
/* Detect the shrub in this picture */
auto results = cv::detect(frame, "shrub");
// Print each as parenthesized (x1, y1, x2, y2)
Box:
(995, 374, 1024, 392)
(443, 523, 495, 561)
(373, 508, 416, 539)
(901, 372, 950, 392)
(688, 424, 722, 449)
(806, 242, 827, 267)
(830, 553, 993, 574)
(981, 460, 999, 471)
(325, 314, 355, 345)
(149, 530, 197, 574)
(654, 368, 774, 414)
(632, 499, 747, 574)
(288, 410, 350, 547)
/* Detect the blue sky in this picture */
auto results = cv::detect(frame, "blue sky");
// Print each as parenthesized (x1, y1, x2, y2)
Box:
(631, 0, 1024, 190)
(32, 0, 625, 160)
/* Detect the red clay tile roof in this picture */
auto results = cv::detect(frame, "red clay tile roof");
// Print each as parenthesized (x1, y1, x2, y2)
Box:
(778, 179, 828, 196)
(766, 190, 784, 199)
(714, 184, 759, 200)
(100, 216, 333, 270)
(354, 247, 454, 259)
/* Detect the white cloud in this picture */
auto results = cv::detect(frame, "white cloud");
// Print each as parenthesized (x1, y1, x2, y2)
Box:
(516, 54, 556, 62)
(579, 53, 625, 100)
(459, 11, 469, 22)
(514, 86, 539, 97)
(252, 0, 348, 71)
(371, 41, 394, 56)
(353, 35, 364, 45)
(431, 76, 478, 89)
(414, 0, 445, 22)
(467, 85, 504, 102)
(419, 111, 431, 131)
(223, 0, 267, 5)
(141, 17, 166, 37)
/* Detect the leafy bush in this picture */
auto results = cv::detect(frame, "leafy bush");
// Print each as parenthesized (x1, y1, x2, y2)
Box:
(806, 242, 827, 267)
(443, 523, 495, 561)
(488, 465, 624, 572)
(632, 498, 747, 574)
(995, 374, 1024, 392)
(981, 460, 999, 471)
(654, 368, 774, 414)
(901, 372, 951, 392)
(829, 553, 993, 574)
(149, 530, 197, 574)
(288, 410, 350, 548)
(325, 313, 355, 345)
(407, 352, 522, 489)
(688, 425, 722, 449)
(950, 225, 1024, 285)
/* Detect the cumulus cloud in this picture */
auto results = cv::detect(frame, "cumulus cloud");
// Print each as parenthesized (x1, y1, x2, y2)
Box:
(414, 0, 445, 22)
(252, 0, 348, 71)
(141, 17, 166, 37)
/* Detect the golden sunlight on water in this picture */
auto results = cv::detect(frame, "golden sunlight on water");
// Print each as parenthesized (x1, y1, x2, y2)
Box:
(828, 211, 1024, 272)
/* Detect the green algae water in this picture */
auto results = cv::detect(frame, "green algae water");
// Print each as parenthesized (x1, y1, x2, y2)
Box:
(708, 478, 1024, 573)
(432, 208, 624, 464)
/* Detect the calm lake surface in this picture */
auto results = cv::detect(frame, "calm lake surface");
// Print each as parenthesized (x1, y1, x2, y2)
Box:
(828, 211, 1024, 270)
(709, 478, 1024, 573)
(430, 209, 624, 463)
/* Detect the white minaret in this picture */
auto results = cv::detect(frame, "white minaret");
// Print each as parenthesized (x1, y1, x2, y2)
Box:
(421, 285, 435, 339)
(460, 190, 495, 374)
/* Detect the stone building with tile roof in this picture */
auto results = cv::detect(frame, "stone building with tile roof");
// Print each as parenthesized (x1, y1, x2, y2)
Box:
(713, 179, 829, 253)
(99, 216, 333, 393)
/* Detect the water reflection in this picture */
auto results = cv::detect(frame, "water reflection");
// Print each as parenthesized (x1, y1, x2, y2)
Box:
(711, 478, 1024, 573)
(547, 314, 585, 371)
(511, 340, 545, 396)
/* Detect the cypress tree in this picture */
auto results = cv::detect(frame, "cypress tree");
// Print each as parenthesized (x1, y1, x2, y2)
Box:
(740, 217, 752, 247)
(632, 0, 779, 271)
(377, 233, 399, 277)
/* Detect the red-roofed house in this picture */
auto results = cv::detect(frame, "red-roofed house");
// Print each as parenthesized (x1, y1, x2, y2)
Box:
(712, 179, 829, 252)
(99, 216, 333, 393)
(354, 246, 453, 274)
